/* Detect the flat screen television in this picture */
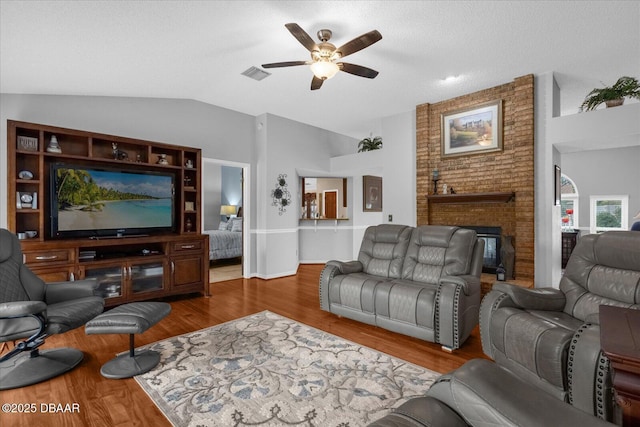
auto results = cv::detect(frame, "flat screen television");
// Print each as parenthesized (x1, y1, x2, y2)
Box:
(50, 163, 175, 239)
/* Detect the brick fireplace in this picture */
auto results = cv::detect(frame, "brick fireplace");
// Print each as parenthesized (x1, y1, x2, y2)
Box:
(416, 75, 535, 281)
(461, 225, 502, 274)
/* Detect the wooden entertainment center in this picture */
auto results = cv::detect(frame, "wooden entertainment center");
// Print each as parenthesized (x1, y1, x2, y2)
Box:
(7, 120, 209, 306)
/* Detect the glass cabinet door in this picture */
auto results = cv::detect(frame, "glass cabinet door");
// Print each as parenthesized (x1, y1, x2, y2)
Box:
(130, 261, 166, 295)
(84, 265, 124, 300)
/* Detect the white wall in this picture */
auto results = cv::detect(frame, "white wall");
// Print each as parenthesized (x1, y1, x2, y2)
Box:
(380, 110, 416, 227)
(329, 110, 416, 259)
(536, 75, 640, 286)
(562, 145, 640, 231)
(202, 161, 222, 231)
(535, 73, 565, 287)
(254, 113, 359, 277)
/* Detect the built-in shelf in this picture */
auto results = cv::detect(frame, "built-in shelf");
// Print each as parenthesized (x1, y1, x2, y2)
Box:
(426, 192, 515, 204)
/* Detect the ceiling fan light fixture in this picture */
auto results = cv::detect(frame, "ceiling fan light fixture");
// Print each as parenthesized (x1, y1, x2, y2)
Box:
(310, 60, 340, 80)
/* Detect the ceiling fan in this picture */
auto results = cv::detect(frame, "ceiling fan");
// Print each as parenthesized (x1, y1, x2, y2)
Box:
(262, 23, 382, 90)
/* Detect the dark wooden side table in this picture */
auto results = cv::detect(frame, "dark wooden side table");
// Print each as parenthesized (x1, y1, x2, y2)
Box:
(562, 231, 579, 268)
(600, 305, 640, 426)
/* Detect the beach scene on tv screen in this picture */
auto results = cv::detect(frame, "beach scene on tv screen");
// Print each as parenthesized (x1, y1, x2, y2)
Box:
(56, 168, 173, 231)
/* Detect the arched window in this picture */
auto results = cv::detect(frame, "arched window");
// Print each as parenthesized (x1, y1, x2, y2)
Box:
(560, 174, 579, 229)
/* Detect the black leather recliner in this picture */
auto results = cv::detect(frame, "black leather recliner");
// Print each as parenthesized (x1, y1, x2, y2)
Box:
(0, 228, 104, 390)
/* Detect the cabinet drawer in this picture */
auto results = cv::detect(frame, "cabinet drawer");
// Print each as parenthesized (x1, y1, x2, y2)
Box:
(24, 249, 72, 265)
(171, 240, 203, 253)
(30, 266, 76, 283)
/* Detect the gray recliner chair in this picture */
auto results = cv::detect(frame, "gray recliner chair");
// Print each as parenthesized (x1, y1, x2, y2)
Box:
(369, 232, 639, 427)
(480, 231, 640, 421)
(369, 358, 615, 427)
(0, 228, 104, 390)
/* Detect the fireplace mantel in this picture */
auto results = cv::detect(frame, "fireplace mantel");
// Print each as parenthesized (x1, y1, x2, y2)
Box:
(426, 192, 515, 204)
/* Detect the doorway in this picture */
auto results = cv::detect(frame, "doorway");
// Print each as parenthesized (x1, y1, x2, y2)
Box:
(202, 158, 250, 282)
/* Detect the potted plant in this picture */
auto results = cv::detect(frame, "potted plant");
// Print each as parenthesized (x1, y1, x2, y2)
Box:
(357, 136, 383, 152)
(581, 76, 640, 111)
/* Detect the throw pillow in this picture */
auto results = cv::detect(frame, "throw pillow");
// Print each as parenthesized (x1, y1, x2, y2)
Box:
(231, 219, 243, 232)
(226, 220, 234, 230)
(218, 221, 227, 231)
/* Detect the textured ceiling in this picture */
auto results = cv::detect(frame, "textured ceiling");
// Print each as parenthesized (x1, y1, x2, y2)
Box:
(1, 1, 639, 139)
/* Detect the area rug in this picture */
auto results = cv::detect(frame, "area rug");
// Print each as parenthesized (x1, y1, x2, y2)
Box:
(134, 310, 440, 427)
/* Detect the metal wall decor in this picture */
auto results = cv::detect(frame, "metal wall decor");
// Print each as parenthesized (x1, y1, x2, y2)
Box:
(271, 174, 292, 215)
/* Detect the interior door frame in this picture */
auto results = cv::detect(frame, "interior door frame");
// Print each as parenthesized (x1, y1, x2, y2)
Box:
(201, 158, 251, 278)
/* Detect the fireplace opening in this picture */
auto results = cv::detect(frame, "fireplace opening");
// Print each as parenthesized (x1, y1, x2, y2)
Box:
(460, 226, 501, 274)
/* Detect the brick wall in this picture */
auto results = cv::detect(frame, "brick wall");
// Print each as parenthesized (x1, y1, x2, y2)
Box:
(416, 75, 535, 280)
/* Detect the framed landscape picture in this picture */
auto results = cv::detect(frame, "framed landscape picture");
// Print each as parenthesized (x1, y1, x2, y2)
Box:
(363, 175, 382, 212)
(441, 99, 502, 157)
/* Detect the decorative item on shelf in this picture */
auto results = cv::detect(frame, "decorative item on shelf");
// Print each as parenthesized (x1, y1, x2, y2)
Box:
(500, 235, 515, 280)
(432, 169, 440, 195)
(25, 230, 37, 239)
(184, 175, 193, 188)
(185, 159, 194, 168)
(220, 205, 236, 220)
(136, 154, 142, 163)
(271, 174, 292, 215)
(580, 76, 640, 111)
(442, 183, 448, 194)
(156, 154, 169, 165)
(16, 192, 34, 209)
(185, 201, 195, 211)
(496, 263, 506, 281)
(185, 217, 193, 232)
(450, 187, 456, 194)
(363, 175, 382, 212)
(46, 135, 62, 153)
(357, 135, 383, 152)
(17, 135, 38, 151)
(562, 208, 574, 231)
(111, 143, 128, 160)
(18, 170, 34, 180)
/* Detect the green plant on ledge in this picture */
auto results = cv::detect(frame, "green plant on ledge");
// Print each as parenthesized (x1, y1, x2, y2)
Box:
(581, 76, 640, 111)
(358, 136, 383, 152)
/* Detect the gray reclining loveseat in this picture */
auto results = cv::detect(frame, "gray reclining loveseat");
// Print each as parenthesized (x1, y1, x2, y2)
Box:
(319, 224, 484, 350)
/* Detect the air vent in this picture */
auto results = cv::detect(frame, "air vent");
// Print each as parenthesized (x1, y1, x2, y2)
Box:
(241, 66, 271, 81)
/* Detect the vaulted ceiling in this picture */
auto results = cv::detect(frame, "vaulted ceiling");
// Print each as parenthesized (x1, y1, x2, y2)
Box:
(1, 1, 638, 139)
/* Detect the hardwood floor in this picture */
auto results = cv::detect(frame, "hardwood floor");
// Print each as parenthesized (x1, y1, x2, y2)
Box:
(209, 258, 243, 283)
(0, 264, 486, 427)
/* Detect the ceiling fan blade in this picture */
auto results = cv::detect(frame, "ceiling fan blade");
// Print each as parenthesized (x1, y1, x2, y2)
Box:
(339, 62, 379, 79)
(335, 30, 382, 58)
(262, 61, 308, 68)
(311, 76, 324, 90)
(285, 23, 318, 52)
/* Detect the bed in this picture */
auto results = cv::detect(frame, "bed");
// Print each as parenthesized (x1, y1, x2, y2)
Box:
(204, 218, 243, 261)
